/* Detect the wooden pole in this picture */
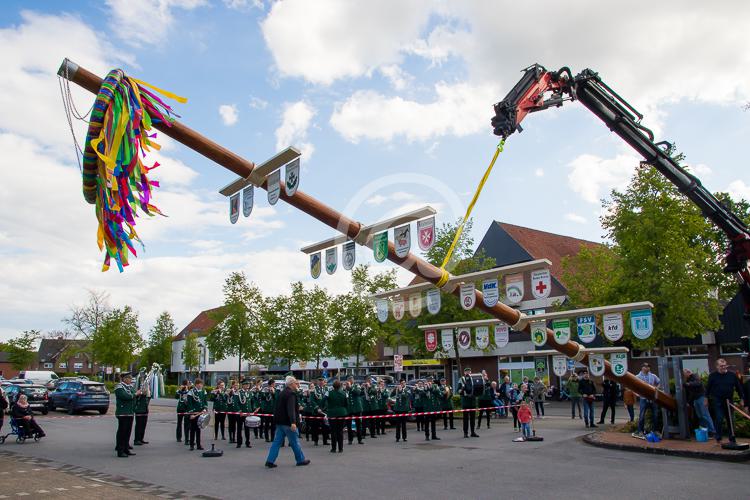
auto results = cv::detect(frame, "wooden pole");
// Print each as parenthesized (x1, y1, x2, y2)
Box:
(59, 59, 676, 411)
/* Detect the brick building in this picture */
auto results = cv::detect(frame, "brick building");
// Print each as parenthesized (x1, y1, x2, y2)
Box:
(34, 338, 100, 375)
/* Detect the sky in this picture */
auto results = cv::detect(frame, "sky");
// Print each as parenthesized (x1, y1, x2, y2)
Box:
(1, 0, 749, 342)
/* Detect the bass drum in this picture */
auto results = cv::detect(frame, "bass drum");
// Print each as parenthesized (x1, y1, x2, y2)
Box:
(469, 374, 485, 396)
(245, 416, 261, 428)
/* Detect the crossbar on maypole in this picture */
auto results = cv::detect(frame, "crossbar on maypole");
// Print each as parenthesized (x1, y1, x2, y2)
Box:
(58, 58, 676, 411)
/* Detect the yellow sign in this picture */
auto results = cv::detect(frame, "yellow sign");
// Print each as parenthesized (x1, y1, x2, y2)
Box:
(402, 359, 442, 367)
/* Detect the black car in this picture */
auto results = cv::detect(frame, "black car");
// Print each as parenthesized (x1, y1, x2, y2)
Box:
(4, 384, 49, 415)
(49, 380, 109, 415)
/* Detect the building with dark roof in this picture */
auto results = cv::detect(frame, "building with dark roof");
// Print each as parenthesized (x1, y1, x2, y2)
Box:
(33, 338, 99, 375)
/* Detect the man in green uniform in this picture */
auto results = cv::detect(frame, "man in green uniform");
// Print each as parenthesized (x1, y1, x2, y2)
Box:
(458, 367, 479, 438)
(423, 376, 441, 441)
(261, 379, 278, 442)
(325, 379, 348, 453)
(375, 379, 389, 435)
(312, 377, 329, 446)
(413, 379, 427, 436)
(234, 379, 252, 448)
(438, 377, 455, 430)
(225, 380, 238, 443)
(187, 378, 208, 451)
(345, 376, 363, 445)
(176, 380, 190, 444)
(251, 379, 262, 439)
(115, 372, 137, 458)
(477, 371, 493, 430)
(211, 380, 228, 441)
(133, 382, 150, 446)
(362, 378, 376, 438)
(392, 378, 410, 442)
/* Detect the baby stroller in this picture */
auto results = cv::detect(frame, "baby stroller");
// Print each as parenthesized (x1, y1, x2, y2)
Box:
(0, 417, 43, 444)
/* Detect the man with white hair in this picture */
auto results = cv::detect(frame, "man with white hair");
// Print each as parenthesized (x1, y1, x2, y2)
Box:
(265, 376, 310, 468)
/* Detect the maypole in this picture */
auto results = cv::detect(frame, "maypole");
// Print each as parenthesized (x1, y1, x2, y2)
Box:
(58, 58, 676, 411)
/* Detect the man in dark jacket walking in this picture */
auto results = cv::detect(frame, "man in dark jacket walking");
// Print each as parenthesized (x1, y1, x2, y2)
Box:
(578, 371, 597, 428)
(265, 376, 310, 468)
(598, 379, 617, 425)
(706, 359, 747, 444)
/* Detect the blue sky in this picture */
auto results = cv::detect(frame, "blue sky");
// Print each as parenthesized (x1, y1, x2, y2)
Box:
(1, 0, 749, 341)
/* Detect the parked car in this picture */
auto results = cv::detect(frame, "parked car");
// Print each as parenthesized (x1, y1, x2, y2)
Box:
(51, 376, 90, 390)
(17, 370, 60, 389)
(4, 384, 49, 414)
(49, 380, 110, 415)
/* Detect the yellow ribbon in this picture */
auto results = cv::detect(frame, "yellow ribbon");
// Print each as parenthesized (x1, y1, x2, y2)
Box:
(439, 140, 505, 270)
(131, 77, 188, 103)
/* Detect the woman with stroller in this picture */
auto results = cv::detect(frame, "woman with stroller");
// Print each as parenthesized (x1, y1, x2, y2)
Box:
(11, 395, 45, 439)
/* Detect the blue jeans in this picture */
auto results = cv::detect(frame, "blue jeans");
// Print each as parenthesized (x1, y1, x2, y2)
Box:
(638, 399, 658, 433)
(626, 405, 634, 422)
(712, 398, 735, 442)
(520, 422, 531, 437)
(692, 396, 715, 434)
(571, 397, 582, 418)
(265, 424, 306, 465)
(493, 399, 506, 416)
(583, 399, 594, 425)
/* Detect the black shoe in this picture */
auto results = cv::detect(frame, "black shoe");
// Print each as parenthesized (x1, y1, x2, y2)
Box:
(396, 439, 400, 442)
(585, 423, 589, 428)
(597, 421, 604, 425)
(450, 427, 456, 430)
(126, 450, 136, 456)
(590, 424, 598, 428)
(128, 445, 134, 450)
(471, 433, 479, 438)
(134, 441, 143, 446)
(190, 446, 194, 451)
(222, 436, 226, 440)
(338, 449, 343, 453)
(444, 427, 448, 430)
(464, 434, 469, 438)
(184, 441, 189, 445)
(117, 452, 129, 458)
(425, 436, 430, 441)
(237, 444, 242, 448)
(177, 439, 182, 443)
(330, 448, 337, 453)
(265, 462, 277, 468)
(296, 459, 311, 466)
(432, 436, 440, 440)
(246, 443, 252, 448)
(358, 440, 364, 445)
(197, 446, 204, 450)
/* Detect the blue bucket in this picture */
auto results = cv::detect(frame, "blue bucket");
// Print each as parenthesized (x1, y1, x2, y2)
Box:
(695, 428, 708, 442)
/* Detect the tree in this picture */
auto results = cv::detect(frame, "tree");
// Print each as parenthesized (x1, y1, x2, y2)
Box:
(562, 162, 737, 349)
(142, 311, 177, 369)
(307, 286, 332, 370)
(64, 290, 111, 340)
(182, 333, 201, 375)
(206, 272, 265, 379)
(329, 265, 398, 369)
(260, 283, 311, 371)
(90, 306, 143, 379)
(398, 219, 496, 370)
(6, 330, 40, 371)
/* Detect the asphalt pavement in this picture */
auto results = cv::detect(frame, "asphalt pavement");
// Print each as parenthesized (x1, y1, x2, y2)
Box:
(1, 402, 747, 500)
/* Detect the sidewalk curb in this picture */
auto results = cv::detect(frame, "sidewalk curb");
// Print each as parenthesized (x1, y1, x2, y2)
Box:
(581, 432, 750, 463)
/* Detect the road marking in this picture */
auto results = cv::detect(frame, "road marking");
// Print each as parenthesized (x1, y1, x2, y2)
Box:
(54, 487, 68, 491)
(73, 485, 85, 489)
(16, 494, 30, 497)
(89, 477, 108, 483)
(35, 491, 49, 494)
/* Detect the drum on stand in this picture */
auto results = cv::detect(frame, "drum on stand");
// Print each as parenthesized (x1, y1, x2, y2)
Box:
(245, 415, 261, 428)
(469, 374, 485, 396)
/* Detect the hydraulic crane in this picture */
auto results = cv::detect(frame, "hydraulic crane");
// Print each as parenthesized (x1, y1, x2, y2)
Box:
(492, 64, 750, 321)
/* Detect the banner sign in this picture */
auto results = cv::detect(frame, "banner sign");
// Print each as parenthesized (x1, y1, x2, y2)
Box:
(310, 252, 321, 279)
(441, 329, 454, 351)
(630, 309, 654, 340)
(610, 352, 628, 377)
(229, 192, 240, 224)
(534, 357, 547, 373)
(392, 296, 405, 321)
(376, 299, 389, 323)
(576, 315, 597, 344)
(417, 216, 435, 251)
(342, 241, 356, 270)
(531, 320, 547, 347)
(425, 329, 438, 352)
(495, 323, 509, 348)
(530, 269, 551, 299)
(373, 231, 388, 263)
(589, 353, 605, 377)
(552, 318, 571, 345)
(426, 289, 441, 314)
(460, 283, 476, 310)
(394, 224, 411, 258)
(603, 313, 624, 342)
(482, 278, 499, 307)
(267, 169, 281, 205)
(408, 293, 422, 318)
(284, 158, 300, 197)
(325, 247, 337, 275)
(475, 326, 489, 349)
(505, 273, 524, 304)
(393, 354, 403, 373)
(552, 355, 568, 377)
(242, 185, 254, 217)
(457, 327, 472, 350)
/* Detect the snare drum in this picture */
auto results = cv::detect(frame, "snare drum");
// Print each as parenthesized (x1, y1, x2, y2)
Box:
(245, 415, 261, 428)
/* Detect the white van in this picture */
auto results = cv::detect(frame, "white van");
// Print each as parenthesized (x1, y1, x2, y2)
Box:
(18, 370, 59, 388)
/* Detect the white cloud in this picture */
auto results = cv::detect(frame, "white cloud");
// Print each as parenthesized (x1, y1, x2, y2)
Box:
(727, 180, 750, 201)
(564, 213, 587, 224)
(379, 65, 413, 91)
(105, 0, 208, 47)
(534, 168, 545, 178)
(249, 96, 268, 109)
(365, 194, 387, 206)
(218, 104, 239, 126)
(686, 163, 712, 178)
(275, 101, 316, 160)
(224, 0, 263, 10)
(567, 153, 639, 203)
(330, 81, 499, 143)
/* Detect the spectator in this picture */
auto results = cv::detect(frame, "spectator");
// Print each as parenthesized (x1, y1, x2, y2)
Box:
(532, 377, 546, 418)
(635, 363, 660, 437)
(509, 383, 522, 431)
(683, 369, 715, 438)
(11, 395, 45, 439)
(521, 376, 531, 399)
(579, 371, 597, 428)
(490, 381, 504, 417)
(598, 379, 618, 425)
(623, 388, 636, 423)
(517, 401, 533, 440)
(566, 373, 582, 420)
(0, 387, 7, 435)
(706, 359, 747, 444)
(265, 376, 309, 468)
(499, 376, 512, 418)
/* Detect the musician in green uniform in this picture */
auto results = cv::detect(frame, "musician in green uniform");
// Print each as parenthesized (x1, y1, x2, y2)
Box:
(187, 378, 208, 451)
(423, 376, 441, 441)
(234, 379, 252, 448)
(313, 378, 329, 446)
(176, 380, 190, 444)
(114, 372, 137, 458)
(477, 371, 493, 430)
(251, 379, 262, 439)
(392, 378, 411, 442)
(261, 379, 278, 442)
(375, 379, 389, 435)
(458, 367, 480, 438)
(345, 376, 364, 445)
(362, 378, 377, 438)
(413, 379, 427, 436)
(211, 380, 228, 441)
(325, 379, 348, 453)
(133, 384, 150, 446)
(438, 377, 456, 430)
(225, 380, 238, 443)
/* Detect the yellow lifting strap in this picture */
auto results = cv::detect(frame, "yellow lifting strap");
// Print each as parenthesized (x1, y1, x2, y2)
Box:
(439, 140, 505, 271)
